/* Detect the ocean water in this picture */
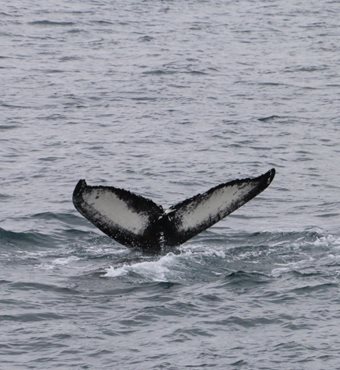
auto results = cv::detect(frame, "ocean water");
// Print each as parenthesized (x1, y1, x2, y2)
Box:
(1, 0, 340, 369)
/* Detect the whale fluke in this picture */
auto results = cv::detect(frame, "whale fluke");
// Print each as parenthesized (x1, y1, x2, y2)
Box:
(73, 169, 275, 253)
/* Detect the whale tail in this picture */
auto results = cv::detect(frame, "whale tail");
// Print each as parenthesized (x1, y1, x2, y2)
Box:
(73, 169, 275, 253)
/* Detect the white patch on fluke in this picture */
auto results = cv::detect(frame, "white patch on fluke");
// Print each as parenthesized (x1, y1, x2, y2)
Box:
(178, 182, 254, 231)
(83, 189, 148, 234)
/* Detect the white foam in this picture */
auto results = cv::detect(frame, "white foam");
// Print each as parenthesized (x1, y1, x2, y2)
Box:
(271, 266, 291, 277)
(104, 264, 131, 278)
(195, 248, 226, 258)
(52, 256, 81, 265)
(103, 253, 178, 281)
(313, 234, 339, 247)
(271, 233, 340, 277)
(38, 255, 81, 270)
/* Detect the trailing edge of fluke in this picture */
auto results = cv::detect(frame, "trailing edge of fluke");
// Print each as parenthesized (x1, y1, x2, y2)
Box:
(73, 168, 276, 253)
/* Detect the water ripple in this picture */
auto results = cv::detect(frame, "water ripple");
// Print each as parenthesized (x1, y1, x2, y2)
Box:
(1, 0, 340, 368)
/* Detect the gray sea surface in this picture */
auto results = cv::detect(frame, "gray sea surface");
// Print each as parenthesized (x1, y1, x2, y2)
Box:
(1, 0, 340, 369)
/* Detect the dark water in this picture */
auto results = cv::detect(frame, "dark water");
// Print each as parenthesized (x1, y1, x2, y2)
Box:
(1, 0, 340, 368)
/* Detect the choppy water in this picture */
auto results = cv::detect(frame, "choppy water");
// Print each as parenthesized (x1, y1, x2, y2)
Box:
(1, 0, 340, 369)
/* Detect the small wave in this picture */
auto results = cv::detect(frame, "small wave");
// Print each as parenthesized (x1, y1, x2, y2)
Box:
(284, 65, 328, 73)
(38, 156, 64, 162)
(143, 69, 177, 75)
(290, 282, 338, 294)
(10, 281, 78, 294)
(138, 35, 154, 42)
(29, 20, 76, 26)
(0, 312, 63, 322)
(187, 70, 207, 75)
(1, 103, 32, 109)
(0, 227, 56, 248)
(92, 20, 114, 25)
(224, 270, 272, 286)
(271, 266, 291, 277)
(207, 315, 278, 329)
(0, 125, 18, 130)
(130, 96, 158, 102)
(143, 69, 207, 76)
(0, 279, 11, 284)
(44, 69, 64, 74)
(59, 56, 81, 62)
(0, 12, 13, 17)
(67, 28, 86, 34)
(32, 211, 75, 221)
(257, 115, 282, 122)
